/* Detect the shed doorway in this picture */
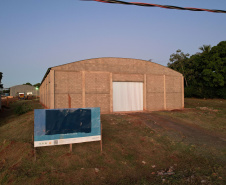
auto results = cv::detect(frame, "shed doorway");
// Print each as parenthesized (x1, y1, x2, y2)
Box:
(113, 82, 143, 112)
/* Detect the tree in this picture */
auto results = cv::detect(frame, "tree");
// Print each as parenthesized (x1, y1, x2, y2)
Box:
(205, 41, 226, 87)
(23, 82, 32, 86)
(199, 45, 211, 54)
(3, 89, 10, 93)
(0, 72, 2, 83)
(0, 72, 3, 89)
(193, 42, 225, 89)
(33, 83, 41, 88)
(167, 49, 190, 87)
(167, 41, 226, 98)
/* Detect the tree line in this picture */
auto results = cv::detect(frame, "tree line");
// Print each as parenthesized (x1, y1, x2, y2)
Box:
(23, 82, 41, 88)
(167, 41, 226, 99)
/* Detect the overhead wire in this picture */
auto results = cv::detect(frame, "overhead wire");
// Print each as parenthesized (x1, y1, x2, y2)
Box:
(92, 0, 226, 14)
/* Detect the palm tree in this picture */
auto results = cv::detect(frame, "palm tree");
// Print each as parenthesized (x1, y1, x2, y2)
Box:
(199, 45, 211, 53)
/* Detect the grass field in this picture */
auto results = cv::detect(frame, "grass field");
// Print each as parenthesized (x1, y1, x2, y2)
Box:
(0, 99, 225, 184)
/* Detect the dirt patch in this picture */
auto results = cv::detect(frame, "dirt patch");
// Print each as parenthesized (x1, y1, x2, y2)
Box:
(127, 112, 226, 149)
(197, 107, 219, 112)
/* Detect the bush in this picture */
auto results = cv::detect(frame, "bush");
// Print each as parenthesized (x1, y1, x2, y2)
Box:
(185, 86, 226, 99)
(216, 87, 226, 99)
(184, 86, 203, 98)
(184, 86, 195, 98)
(14, 102, 33, 115)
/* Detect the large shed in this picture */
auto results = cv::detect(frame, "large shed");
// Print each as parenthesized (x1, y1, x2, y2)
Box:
(40, 58, 184, 113)
(10, 85, 39, 97)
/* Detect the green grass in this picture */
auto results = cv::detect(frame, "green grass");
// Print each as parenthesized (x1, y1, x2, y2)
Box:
(0, 99, 225, 184)
(156, 98, 226, 135)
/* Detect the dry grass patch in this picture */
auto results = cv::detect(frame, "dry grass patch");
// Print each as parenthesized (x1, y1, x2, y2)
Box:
(0, 99, 225, 184)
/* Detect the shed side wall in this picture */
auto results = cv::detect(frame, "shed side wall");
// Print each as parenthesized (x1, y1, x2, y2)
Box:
(85, 72, 110, 112)
(165, 76, 183, 109)
(54, 71, 83, 109)
(49, 70, 55, 109)
(146, 75, 165, 110)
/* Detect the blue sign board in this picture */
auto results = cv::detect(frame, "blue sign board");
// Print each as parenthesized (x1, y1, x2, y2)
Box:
(34, 108, 101, 147)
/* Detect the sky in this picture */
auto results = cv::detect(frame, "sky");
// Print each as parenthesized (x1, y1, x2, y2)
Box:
(0, 0, 226, 88)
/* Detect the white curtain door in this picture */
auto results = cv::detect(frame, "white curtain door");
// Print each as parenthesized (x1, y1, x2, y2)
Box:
(113, 82, 143, 112)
